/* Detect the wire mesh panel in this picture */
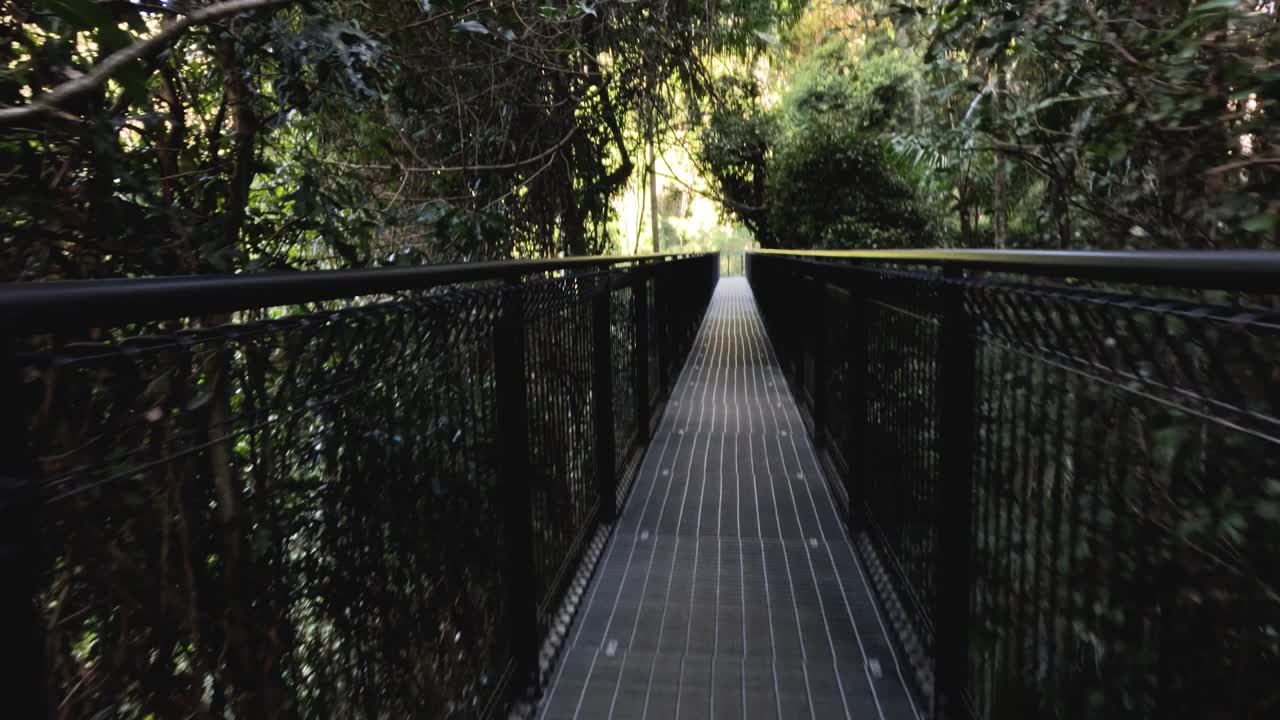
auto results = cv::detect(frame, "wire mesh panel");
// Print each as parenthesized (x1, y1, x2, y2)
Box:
(610, 283, 638, 480)
(3, 253, 718, 720)
(748, 250, 1280, 720)
(821, 283, 852, 477)
(962, 278, 1280, 720)
(523, 275, 599, 632)
(22, 291, 513, 719)
(719, 252, 745, 277)
(646, 278, 661, 413)
(650, 257, 718, 404)
(800, 276, 820, 414)
(862, 295, 941, 653)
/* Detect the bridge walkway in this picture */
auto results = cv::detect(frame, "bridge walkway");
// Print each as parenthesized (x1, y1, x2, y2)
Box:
(537, 278, 920, 720)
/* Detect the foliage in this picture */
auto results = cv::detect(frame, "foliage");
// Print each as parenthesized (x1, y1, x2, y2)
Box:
(1, 0, 793, 281)
(32, 294, 512, 718)
(698, 19, 935, 248)
(697, 0, 1278, 250)
(894, 0, 1280, 248)
(696, 76, 776, 242)
(766, 40, 932, 247)
(2, 0, 386, 278)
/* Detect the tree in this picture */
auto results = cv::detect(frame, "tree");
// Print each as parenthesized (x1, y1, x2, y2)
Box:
(698, 8, 934, 248)
(897, 0, 1280, 248)
(1, 0, 795, 281)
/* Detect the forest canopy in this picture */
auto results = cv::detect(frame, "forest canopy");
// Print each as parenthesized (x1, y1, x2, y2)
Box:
(697, 0, 1280, 251)
(2, 0, 1278, 281)
(2, 0, 792, 279)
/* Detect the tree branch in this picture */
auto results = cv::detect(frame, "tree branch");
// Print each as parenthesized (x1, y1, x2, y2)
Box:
(1207, 156, 1280, 175)
(656, 169, 764, 213)
(322, 126, 579, 173)
(0, 0, 295, 127)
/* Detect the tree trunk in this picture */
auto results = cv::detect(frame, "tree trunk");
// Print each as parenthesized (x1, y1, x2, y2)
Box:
(993, 70, 1009, 248)
(218, 39, 257, 269)
(648, 98, 660, 254)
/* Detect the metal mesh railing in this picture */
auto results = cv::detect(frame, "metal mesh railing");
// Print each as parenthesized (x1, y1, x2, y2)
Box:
(748, 249, 1280, 720)
(1, 253, 717, 719)
(720, 251, 745, 277)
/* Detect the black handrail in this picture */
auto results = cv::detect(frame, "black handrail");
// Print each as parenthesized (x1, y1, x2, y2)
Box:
(750, 247, 1280, 291)
(0, 252, 703, 330)
(748, 248, 1280, 720)
(2, 253, 719, 719)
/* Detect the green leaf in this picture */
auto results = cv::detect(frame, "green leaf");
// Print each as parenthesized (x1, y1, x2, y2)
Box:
(1219, 512, 1247, 544)
(754, 30, 779, 46)
(1190, 0, 1245, 15)
(415, 200, 452, 224)
(113, 58, 152, 108)
(96, 23, 134, 55)
(452, 20, 489, 34)
(1243, 213, 1277, 234)
(44, 0, 145, 105)
(44, 0, 112, 30)
(45, 0, 133, 52)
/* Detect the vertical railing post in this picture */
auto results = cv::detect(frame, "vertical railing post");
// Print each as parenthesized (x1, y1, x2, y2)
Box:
(591, 274, 618, 522)
(494, 279, 540, 690)
(653, 268, 667, 396)
(934, 267, 976, 720)
(788, 263, 802, 383)
(632, 271, 651, 443)
(1, 333, 46, 719)
(810, 272, 828, 445)
(843, 269, 869, 529)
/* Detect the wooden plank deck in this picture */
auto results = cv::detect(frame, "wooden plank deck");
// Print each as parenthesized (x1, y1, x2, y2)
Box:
(537, 278, 921, 720)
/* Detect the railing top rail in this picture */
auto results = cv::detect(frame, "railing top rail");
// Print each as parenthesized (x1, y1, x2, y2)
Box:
(0, 252, 714, 330)
(749, 248, 1280, 291)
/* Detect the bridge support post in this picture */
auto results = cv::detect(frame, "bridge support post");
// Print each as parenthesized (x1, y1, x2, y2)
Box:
(843, 271, 869, 529)
(633, 273, 651, 443)
(788, 263, 804, 386)
(591, 276, 618, 523)
(810, 272, 827, 445)
(933, 267, 976, 720)
(653, 271, 667, 397)
(494, 280, 541, 690)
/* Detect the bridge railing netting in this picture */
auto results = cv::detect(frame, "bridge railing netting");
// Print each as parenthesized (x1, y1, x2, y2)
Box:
(749, 249, 1280, 720)
(1, 253, 716, 719)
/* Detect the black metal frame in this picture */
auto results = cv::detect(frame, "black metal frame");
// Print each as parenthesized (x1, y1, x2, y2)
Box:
(748, 248, 1280, 720)
(1, 252, 718, 719)
(0, 253, 690, 331)
(719, 251, 746, 278)
(750, 248, 1280, 291)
